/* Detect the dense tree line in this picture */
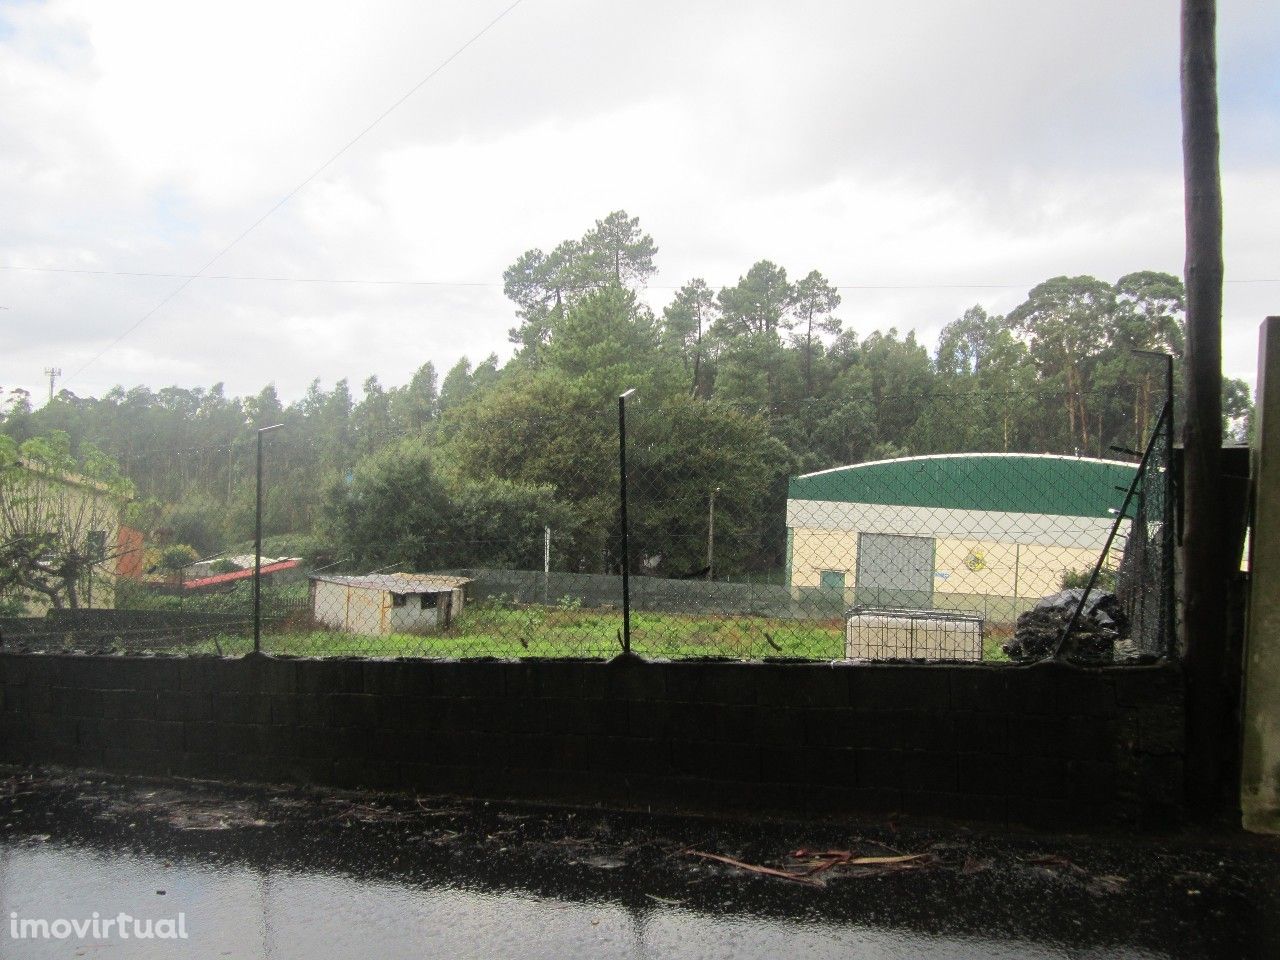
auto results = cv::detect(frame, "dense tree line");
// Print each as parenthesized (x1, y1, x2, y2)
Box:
(0, 211, 1253, 579)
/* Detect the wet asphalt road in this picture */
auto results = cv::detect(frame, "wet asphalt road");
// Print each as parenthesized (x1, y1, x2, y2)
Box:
(1, 768, 1278, 959)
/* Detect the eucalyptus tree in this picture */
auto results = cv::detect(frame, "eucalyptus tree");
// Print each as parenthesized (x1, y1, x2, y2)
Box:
(1006, 275, 1116, 453)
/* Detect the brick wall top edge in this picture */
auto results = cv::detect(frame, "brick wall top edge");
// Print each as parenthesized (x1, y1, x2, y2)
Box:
(0, 652, 1180, 677)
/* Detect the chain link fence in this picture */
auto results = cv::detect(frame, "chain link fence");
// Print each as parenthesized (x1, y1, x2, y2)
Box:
(0, 384, 1174, 664)
(1121, 399, 1177, 655)
(626, 390, 1174, 664)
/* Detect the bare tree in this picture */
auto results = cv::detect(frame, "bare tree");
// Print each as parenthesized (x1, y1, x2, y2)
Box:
(0, 433, 135, 610)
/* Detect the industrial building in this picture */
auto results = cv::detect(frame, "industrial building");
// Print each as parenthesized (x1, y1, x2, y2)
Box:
(785, 453, 1140, 626)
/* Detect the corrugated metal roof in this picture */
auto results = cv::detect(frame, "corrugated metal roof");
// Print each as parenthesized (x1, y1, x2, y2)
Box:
(788, 453, 1138, 519)
(309, 573, 472, 593)
(222, 554, 288, 569)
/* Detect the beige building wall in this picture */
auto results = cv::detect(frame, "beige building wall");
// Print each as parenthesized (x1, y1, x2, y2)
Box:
(311, 580, 386, 634)
(1016, 543, 1111, 597)
(344, 586, 385, 634)
(932, 539, 1105, 598)
(933, 539, 1016, 597)
(790, 525, 1120, 623)
(311, 580, 352, 631)
(790, 528, 858, 589)
(386, 598, 440, 633)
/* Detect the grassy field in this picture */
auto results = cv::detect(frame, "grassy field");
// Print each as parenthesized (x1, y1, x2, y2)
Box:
(125, 577, 1011, 662)
(173, 602, 1010, 662)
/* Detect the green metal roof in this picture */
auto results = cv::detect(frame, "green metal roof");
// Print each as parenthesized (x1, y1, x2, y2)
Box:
(788, 454, 1138, 519)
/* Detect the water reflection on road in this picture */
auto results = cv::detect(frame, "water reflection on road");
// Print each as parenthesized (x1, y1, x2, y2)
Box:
(0, 840, 1163, 960)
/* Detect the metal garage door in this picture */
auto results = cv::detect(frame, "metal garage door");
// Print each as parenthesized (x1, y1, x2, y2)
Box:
(855, 533, 935, 609)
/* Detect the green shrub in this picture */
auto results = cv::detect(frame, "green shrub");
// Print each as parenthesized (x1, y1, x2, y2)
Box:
(0, 593, 28, 617)
(153, 543, 199, 573)
(1060, 566, 1117, 592)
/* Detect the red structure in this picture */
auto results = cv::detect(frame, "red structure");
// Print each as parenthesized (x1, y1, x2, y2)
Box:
(182, 559, 300, 591)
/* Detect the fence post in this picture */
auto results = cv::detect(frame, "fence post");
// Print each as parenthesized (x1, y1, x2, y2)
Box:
(618, 389, 635, 655)
(254, 423, 284, 654)
(1055, 402, 1170, 658)
(1162, 384, 1177, 659)
(1134, 349, 1177, 656)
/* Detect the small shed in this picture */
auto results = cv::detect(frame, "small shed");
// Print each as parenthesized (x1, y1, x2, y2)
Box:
(308, 573, 471, 635)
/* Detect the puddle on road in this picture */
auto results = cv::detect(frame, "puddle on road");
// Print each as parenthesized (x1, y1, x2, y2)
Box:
(0, 839, 1156, 960)
(1, 772, 1277, 959)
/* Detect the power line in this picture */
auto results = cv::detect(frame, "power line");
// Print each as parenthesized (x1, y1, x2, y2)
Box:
(2, 265, 494, 287)
(8, 263, 1279, 291)
(62, 0, 530, 387)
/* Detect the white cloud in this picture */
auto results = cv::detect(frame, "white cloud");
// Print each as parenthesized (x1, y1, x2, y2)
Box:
(0, 0, 1275, 404)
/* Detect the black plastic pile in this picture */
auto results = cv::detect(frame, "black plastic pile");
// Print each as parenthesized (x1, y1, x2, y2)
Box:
(1002, 589, 1128, 662)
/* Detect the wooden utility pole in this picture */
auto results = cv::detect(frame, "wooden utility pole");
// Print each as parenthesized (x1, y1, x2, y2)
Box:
(1180, 0, 1229, 818)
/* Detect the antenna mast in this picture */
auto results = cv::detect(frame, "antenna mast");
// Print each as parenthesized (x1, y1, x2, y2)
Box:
(43, 367, 62, 402)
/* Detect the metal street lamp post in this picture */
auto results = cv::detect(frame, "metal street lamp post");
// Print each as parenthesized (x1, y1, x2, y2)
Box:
(253, 423, 284, 654)
(617, 389, 635, 656)
(707, 487, 720, 580)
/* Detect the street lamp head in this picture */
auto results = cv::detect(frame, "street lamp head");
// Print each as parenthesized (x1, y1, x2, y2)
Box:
(257, 423, 285, 434)
(619, 388, 636, 400)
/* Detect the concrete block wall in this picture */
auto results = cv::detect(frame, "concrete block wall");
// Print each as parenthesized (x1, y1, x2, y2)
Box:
(0, 654, 1184, 829)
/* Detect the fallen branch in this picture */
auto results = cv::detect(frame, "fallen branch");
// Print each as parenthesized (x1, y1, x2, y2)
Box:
(1027, 854, 1089, 878)
(685, 848, 931, 885)
(415, 798, 463, 817)
(683, 849, 824, 886)
(792, 850, 926, 868)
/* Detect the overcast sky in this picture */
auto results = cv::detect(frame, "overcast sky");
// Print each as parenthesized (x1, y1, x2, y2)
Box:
(1, 0, 1276, 405)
